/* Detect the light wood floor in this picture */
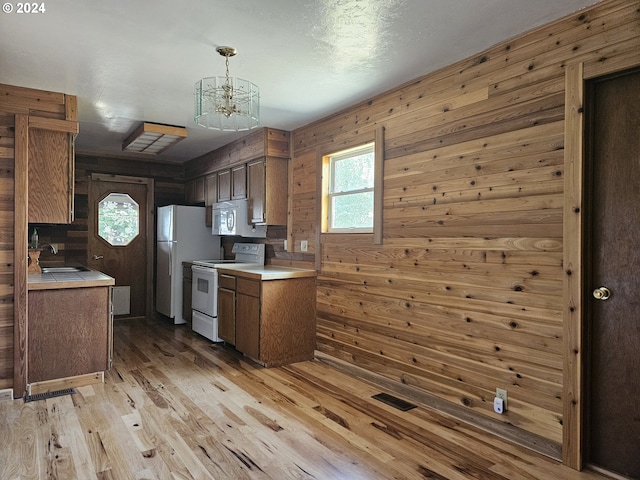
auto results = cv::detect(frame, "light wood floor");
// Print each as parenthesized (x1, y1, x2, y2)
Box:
(1, 317, 610, 479)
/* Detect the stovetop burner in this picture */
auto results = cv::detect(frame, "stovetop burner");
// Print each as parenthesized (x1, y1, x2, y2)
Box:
(193, 243, 265, 268)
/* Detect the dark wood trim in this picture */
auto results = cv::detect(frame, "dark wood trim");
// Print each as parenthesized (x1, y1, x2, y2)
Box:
(563, 55, 640, 469)
(13, 114, 29, 398)
(373, 126, 385, 245)
(315, 146, 322, 271)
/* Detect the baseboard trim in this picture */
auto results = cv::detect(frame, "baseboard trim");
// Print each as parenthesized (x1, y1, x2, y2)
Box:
(27, 371, 104, 396)
(314, 350, 562, 461)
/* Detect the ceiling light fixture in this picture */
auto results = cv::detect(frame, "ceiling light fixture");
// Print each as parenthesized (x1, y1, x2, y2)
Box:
(194, 46, 260, 131)
(122, 122, 188, 154)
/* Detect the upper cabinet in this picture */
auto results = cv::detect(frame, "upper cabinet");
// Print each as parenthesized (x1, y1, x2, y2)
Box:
(231, 164, 246, 200)
(185, 128, 290, 226)
(247, 157, 288, 225)
(205, 172, 217, 206)
(0, 84, 82, 225)
(28, 126, 75, 223)
(185, 176, 205, 204)
(27, 106, 79, 224)
(217, 169, 231, 202)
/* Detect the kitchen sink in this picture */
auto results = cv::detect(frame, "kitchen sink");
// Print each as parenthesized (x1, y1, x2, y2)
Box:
(40, 266, 91, 273)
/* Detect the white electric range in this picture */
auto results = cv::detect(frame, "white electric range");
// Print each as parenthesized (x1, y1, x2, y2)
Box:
(190, 243, 265, 341)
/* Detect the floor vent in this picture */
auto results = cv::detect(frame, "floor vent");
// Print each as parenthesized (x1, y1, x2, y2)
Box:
(25, 388, 76, 403)
(372, 392, 417, 411)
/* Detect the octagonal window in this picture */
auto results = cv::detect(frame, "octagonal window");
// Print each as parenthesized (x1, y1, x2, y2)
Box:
(98, 193, 139, 246)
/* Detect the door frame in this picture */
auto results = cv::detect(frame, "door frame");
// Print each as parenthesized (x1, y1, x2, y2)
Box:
(562, 61, 640, 469)
(89, 173, 155, 318)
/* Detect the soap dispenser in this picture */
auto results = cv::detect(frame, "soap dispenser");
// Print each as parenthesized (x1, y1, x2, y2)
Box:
(30, 228, 38, 249)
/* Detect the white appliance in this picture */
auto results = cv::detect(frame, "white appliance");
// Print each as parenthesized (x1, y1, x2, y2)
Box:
(156, 205, 221, 324)
(212, 199, 266, 238)
(191, 243, 265, 342)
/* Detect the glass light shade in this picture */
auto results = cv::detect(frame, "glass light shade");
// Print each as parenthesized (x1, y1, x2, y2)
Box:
(194, 76, 260, 131)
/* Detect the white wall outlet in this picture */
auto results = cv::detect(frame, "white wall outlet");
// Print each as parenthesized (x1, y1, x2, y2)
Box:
(283, 239, 288, 251)
(496, 388, 508, 411)
(0, 388, 14, 402)
(301, 240, 308, 252)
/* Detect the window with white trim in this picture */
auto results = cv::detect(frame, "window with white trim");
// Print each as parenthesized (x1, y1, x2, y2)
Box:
(323, 142, 375, 233)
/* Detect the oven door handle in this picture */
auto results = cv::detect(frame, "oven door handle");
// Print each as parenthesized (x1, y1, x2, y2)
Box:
(192, 265, 216, 274)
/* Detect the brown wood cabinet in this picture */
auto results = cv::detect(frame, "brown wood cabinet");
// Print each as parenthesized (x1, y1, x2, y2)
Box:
(220, 272, 316, 367)
(247, 157, 288, 225)
(218, 273, 236, 344)
(205, 172, 217, 206)
(231, 164, 246, 199)
(186, 177, 205, 204)
(217, 169, 231, 202)
(28, 286, 112, 383)
(28, 125, 76, 224)
(235, 277, 261, 359)
(216, 165, 247, 202)
(182, 263, 193, 325)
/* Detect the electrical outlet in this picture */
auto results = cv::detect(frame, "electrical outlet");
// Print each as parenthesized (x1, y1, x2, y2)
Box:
(496, 388, 508, 411)
(0, 388, 14, 402)
(283, 239, 288, 251)
(301, 240, 308, 252)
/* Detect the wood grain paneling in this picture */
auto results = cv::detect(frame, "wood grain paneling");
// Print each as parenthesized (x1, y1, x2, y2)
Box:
(0, 114, 16, 390)
(289, 0, 640, 467)
(185, 127, 290, 179)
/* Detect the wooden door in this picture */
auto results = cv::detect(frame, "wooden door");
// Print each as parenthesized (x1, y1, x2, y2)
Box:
(585, 68, 640, 478)
(88, 175, 152, 319)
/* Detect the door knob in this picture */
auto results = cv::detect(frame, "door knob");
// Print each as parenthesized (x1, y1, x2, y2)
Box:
(593, 286, 611, 300)
(93, 255, 104, 260)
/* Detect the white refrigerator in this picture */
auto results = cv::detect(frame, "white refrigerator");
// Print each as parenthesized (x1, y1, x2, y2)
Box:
(156, 205, 220, 324)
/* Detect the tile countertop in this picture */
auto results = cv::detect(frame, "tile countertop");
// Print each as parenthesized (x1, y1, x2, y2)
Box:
(28, 269, 116, 290)
(215, 265, 317, 281)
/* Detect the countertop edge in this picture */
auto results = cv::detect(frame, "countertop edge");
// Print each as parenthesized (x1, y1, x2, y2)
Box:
(28, 269, 116, 290)
(28, 278, 116, 290)
(215, 265, 317, 281)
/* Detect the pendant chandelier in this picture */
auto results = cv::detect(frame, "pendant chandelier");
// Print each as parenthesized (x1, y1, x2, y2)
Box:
(194, 46, 260, 131)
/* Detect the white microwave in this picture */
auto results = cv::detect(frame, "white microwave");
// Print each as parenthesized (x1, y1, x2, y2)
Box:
(212, 199, 266, 238)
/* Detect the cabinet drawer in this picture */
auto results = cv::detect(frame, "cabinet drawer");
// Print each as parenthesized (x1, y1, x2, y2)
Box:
(219, 274, 236, 291)
(237, 277, 260, 297)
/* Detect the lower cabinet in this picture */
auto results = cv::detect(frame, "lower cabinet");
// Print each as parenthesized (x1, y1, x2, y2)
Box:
(219, 272, 316, 367)
(218, 273, 236, 344)
(28, 286, 112, 384)
(182, 263, 193, 324)
(235, 278, 261, 360)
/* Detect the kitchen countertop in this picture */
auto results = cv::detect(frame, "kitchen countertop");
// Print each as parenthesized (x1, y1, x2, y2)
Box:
(28, 268, 116, 290)
(216, 265, 317, 281)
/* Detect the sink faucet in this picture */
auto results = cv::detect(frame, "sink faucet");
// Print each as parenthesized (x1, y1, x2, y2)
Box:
(39, 244, 58, 255)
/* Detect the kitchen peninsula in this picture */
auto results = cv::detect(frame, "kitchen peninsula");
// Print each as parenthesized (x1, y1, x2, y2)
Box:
(27, 268, 115, 395)
(216, 265, 316, 368)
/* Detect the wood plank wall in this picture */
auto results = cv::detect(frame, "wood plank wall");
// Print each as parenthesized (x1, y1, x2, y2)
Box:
(289, 0, 640, 454)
